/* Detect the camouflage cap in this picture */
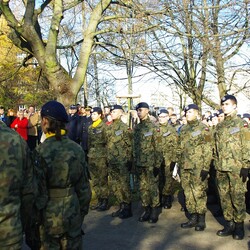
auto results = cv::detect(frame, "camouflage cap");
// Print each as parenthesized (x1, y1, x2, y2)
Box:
(110, 104, 123, 112)
(221, 95, 237, 105)
(135, 102, 149, 110)
(41, 101, 68, 122)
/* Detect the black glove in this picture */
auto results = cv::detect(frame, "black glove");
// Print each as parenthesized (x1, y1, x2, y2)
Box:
(153, 167, 160, 177)
(240, 168, 249, 183)
(200, 170, 209, 182)
(170, 162, 176, 172)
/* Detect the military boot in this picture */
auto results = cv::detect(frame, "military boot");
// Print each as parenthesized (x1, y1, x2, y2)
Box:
(91, 198, 102, 210)
(119, 203, 133, 219)
(181, 213, 198, 228)
(97, 198, 109, 211)
(112, 203, 122, 217)
(138, 206, 151, 222)
(216, 220, 235, 237)
(233, 222, 244, 240)
(148, 207, 159, 223)
(163, 195, 172, 209)
(195, 214, 206, 231)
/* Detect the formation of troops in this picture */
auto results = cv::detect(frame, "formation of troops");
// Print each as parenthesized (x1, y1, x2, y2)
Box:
(0, 94, 249, 249)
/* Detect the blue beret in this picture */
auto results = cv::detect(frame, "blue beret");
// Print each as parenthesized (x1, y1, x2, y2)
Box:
(69, 104, 77, 109)
(243, 113, 250, 119)
(91, 107, 103, 114)
(158, 109, 169, 115)
(216, 109, 223, 115)
(221, 95, 237, 105)
(110, 104, 123, 112)
(184, 104, 199, 112)
(135, 102, 149, 110)
(41, 101, 68, 122)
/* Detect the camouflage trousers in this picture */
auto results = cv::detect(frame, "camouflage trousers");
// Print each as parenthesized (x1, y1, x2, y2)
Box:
(108, 163, 131, 204)
(181, 169, 208, 214)
(43, 232, 82, 250)
(138, 167, 160, 207)
(216, 170, 247, 222)
(160, 160, 177, 196)
(88, 157, 109, 199)
(0, 240, 22, 250)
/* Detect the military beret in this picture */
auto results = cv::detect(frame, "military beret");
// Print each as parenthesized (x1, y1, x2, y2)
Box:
(110, 104, 123, 112)
(41, 101, 68, 122)
(91, 107, 103, 114)
(135, 102, 149, 110)
(158, 109, 169, 115)
(184, 104, 199, 112)
(207, 115, 213, 122)
(243, 113, 250, 119)
(69, 104, 77, 110)
(221, 95, 237, 105)
(216, 109, 223, 115)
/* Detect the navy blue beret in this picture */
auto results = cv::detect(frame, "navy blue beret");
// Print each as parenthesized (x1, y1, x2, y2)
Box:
(243, 113, 250, 119)
(135, 102, 149, 110)
(216, 109, 223, 115)
(221, 95, 237, 105)
(184, 104, 199, 112)
(41, 101, 68, 122)
(91, 107, 103, 114)
(158, 109, 169, 115)
(69, 104, 77, 109)
(110, 105, 123, 112)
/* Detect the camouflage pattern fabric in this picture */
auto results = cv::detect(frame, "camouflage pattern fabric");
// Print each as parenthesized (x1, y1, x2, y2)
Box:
(214, 110, 249, 222)
(133, 117, 162, 207)
(34, 135, 91, 249)
(0, 121, 35, 249)
(178, 119, 213, 214)
(88, 121, 109, 199)
(158, 123, 178, 196)
(106, 119, 132, 203)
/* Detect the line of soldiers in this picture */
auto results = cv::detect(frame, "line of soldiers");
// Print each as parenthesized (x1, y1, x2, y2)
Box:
(87, 95, 249, 241)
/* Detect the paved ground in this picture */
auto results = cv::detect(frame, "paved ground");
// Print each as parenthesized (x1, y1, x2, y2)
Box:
(82, 197, 250, 250)
(22, 194, 250, 250)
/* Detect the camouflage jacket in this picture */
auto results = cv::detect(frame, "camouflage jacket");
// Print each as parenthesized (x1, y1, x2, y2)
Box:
(214, 111, 250, 172)
(158, 123, 178, 163)
(133, 117, 162, 168)
(178, 119, 212, 171)
(106, 119, 132, 164)
(34, 135, 91, 235)
(87, 120, 107, 159)
(0, 122, 34, 247)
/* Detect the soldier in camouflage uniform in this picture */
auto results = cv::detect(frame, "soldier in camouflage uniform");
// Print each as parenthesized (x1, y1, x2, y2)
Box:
(34, 101, 91, 249)
(106, 104, 133, 219)
(157, 109, 178, 209)
(88, 107, 109, 211)
(133, 102, 162, 223)
(214, 95, 250, 240)
(178, 104, 213, 231)
(0, 121, 34, 249)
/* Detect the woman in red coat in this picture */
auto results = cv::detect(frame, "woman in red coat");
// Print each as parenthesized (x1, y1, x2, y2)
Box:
(11, 109, 29, 140)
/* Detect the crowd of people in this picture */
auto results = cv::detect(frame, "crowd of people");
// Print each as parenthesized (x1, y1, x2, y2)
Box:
(0, 94, 249, 249)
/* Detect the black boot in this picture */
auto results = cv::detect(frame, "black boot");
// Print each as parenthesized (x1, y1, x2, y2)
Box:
(97, 198, 109, 211)
(138, 206, 151, 222)
(119, 203, 133, 219)
(181, 213, 198, 228)
(164, 195, 172, 209)
(195, 214, 206, 231)
(217, 220, 235, 237)
(233, 222, 244, 240)
(112, 203, 122, 217)
(91, 198, 102, 210)
(148, 207, 159, 223)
